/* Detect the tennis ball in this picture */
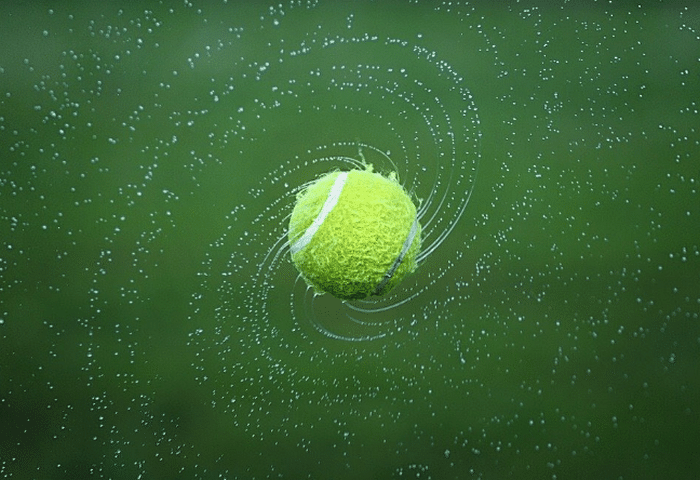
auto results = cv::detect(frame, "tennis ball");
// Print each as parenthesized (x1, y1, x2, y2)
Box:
(288, 167, 421, 300)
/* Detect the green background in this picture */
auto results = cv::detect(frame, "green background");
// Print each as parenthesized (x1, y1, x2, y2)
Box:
(1, 1, 699, 479)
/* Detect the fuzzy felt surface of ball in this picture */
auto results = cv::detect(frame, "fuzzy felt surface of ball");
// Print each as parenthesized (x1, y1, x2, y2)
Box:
(288, 167, 421, 300)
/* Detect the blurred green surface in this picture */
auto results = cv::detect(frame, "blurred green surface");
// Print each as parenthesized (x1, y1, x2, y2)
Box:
(1, 2, 699, 479)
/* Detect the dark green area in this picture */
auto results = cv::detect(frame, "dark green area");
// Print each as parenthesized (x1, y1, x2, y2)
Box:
(1, 2, 698, 479)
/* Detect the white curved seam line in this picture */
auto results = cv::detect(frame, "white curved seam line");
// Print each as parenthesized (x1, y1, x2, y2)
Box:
(290, 172, 348, 255)
(374, 215, 418, 295)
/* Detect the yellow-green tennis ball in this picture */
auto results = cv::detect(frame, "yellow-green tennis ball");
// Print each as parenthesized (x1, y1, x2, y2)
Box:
(288, 168, 421, 300)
